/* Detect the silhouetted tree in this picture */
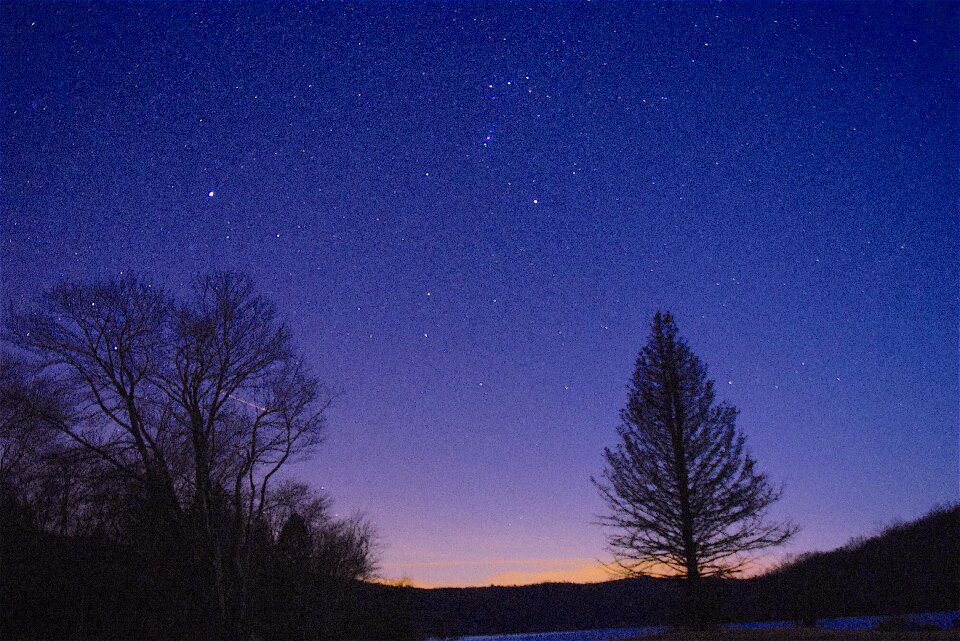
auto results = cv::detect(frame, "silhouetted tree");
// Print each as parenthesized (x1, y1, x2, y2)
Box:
(268, 513, 314, 640)
(8, 277, 182, 529)
(254, 483, 378, 641)
(0, 352, 109, 537)
(276, 513, 313, 567)
(152, 272, 329, 636)
(594, 311, 796, 626)
(6, 272, 330, 639)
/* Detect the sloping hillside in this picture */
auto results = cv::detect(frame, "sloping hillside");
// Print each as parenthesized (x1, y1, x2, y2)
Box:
(744, 503, 959, 622)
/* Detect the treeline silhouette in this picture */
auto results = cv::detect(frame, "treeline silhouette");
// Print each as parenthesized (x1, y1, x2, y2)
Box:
(0, 273, 418, 641)
(1, 486, 417, 640)
(397, 504, 958, 637)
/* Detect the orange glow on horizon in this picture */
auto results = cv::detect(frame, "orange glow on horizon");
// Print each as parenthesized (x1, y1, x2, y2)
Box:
(376, 555, 779, 588)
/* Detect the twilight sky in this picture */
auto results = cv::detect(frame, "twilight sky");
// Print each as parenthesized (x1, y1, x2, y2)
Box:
(2, 1, 957, 587)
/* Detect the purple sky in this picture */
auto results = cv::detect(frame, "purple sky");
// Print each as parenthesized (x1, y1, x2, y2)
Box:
(2, 1, 957, 586)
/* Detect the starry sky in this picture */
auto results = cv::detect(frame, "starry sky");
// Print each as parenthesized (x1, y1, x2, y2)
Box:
(2, 2, 957, 587)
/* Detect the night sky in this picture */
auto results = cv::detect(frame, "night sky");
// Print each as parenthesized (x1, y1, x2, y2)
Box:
(2, 2, 957, 587)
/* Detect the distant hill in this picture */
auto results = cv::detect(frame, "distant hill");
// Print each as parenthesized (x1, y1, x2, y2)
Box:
(406, 576, 681, 636)
(374, 503, 958, 637)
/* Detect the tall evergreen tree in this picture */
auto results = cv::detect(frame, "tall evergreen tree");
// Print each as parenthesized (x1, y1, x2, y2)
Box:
(594, 312, 796, 625)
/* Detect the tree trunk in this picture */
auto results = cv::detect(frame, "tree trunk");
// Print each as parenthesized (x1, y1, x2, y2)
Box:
(668, 363, 702, 629)
(684, 555, 702, 629)
(192, 425, 230, 637)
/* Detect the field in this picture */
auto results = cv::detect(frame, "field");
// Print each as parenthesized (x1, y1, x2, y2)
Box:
(634, 629, 960, 641)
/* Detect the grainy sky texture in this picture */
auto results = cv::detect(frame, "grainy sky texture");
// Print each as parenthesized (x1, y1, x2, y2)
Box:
(2, 1, 957, 587)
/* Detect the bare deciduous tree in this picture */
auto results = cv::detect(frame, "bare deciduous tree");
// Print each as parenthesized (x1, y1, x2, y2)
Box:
(0, 353, 50, 488)
(594, 311, 797, 625)
(266, 479, 378, 583)
(8, 278, 180, 512)
(8, 271, 331, 638)
(154, 272, 329, 634)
